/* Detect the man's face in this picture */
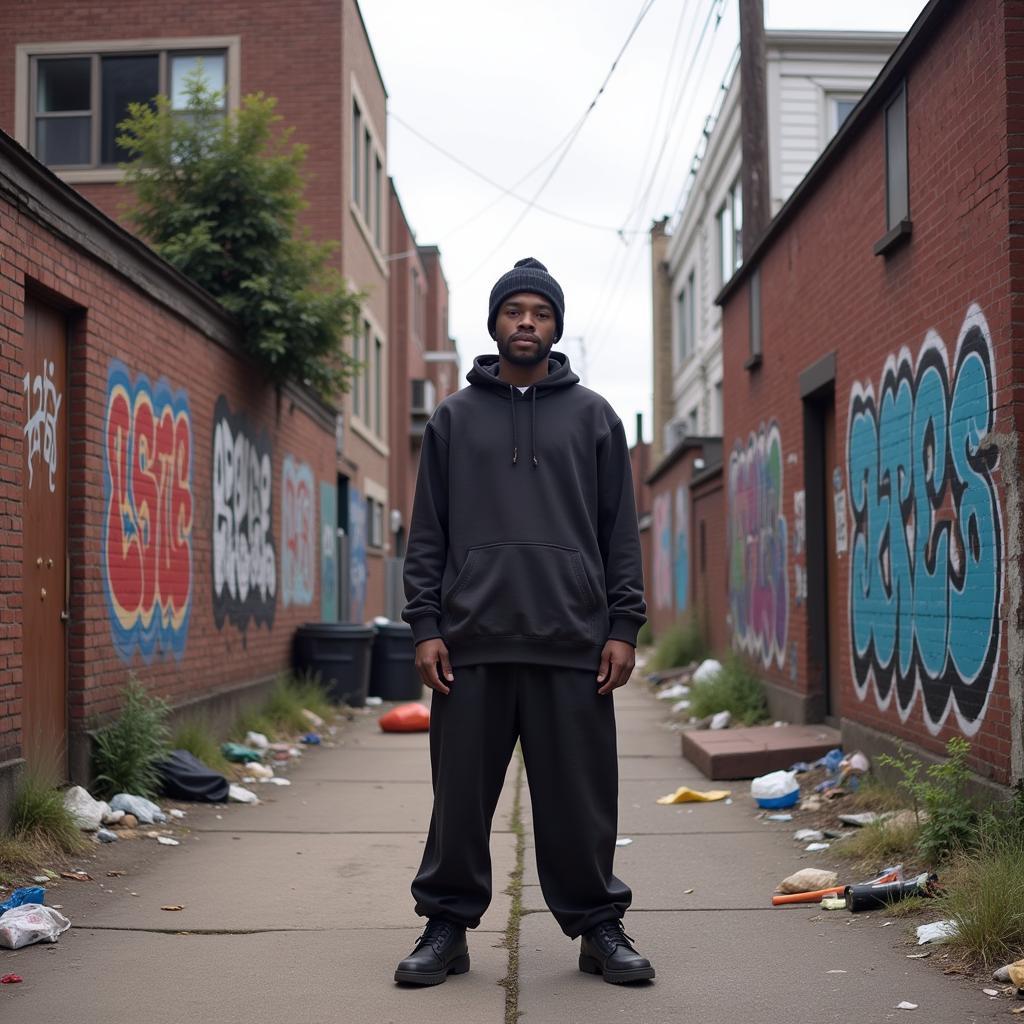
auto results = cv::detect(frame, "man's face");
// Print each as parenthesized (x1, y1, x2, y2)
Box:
(494, 292, 557, 366)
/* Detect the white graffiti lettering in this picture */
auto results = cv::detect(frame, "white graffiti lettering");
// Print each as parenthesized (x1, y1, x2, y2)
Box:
(23, 360, 62, 492)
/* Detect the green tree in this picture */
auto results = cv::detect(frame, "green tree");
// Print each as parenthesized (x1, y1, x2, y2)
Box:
(118, 67, 362, 398)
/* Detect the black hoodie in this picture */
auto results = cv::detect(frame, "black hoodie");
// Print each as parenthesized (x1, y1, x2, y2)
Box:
(401, 351, 647, 671)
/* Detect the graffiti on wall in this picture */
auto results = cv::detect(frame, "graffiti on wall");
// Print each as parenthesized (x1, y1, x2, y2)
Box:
(348, 487, 368, 623)
(212, 396, 276, 631)
(24, 360, 63, 493)
(281, 455, 316, 607)
(652, 492, 672, 610)
(320, 483, 338, 621)
(674, 486, 689, 613)
(728, 422, 788, 668)
(847, 304, 1001, 736)
(792, 490, 807, 608)
(104, 362, 193, 662)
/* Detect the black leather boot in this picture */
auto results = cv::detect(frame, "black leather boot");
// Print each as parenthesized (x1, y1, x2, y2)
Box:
(579, 919, 655, 984)
(394, 919, 470, 986)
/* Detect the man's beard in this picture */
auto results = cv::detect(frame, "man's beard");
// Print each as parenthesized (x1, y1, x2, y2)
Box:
(497, 331, 554, 367)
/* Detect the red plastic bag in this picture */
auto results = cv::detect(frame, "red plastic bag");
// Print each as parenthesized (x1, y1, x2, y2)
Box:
(379, 702, 430, 733)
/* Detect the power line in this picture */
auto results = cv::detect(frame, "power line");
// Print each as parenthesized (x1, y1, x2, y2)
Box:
(389, 112, 644, 236)
(462, 0, 660, 282)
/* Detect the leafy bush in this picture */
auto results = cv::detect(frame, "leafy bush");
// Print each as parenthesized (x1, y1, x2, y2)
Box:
(688, 654, 768, 725)
(118, 67, 363, 398)
(171, 719, 232, 775)
(648, 617, 707, 671)
(92, 677, 171, 799)
(878, 737, 977, 864)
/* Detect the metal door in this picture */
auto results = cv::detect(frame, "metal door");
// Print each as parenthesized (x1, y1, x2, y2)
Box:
(21, 295, 69, 776)
(822, 401, 842, 720)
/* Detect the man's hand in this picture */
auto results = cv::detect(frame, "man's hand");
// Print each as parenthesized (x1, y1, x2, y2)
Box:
(415, 638, 455, 695)
(597, 639, 635, 695)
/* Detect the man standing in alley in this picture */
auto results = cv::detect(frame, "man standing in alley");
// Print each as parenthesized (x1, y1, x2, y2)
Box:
(394, 257, 654, 987)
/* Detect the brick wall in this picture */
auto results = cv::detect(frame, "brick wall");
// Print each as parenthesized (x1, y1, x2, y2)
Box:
(720, 0, 1017, 781)
(0, 140, 336, 779)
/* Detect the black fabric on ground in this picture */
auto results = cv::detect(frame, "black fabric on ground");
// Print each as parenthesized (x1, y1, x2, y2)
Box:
(156, 749, 230, 802)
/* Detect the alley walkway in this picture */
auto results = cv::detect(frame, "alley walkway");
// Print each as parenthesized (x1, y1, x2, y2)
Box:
(2, 683, 1006, 1023)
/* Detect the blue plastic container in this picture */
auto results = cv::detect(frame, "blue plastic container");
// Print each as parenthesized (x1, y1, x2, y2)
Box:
(755, 789, 800, 810)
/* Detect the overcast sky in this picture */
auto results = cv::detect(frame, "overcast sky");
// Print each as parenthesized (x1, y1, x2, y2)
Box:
(360, 0, 928, 445)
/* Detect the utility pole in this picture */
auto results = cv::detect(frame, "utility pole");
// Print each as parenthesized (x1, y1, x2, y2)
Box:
(739, 0, 770, 255)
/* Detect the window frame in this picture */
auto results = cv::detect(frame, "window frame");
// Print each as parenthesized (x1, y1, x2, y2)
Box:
(884, 81, 909, 230)
(16, 36, 240, 184)
(348, 75, 387, 269)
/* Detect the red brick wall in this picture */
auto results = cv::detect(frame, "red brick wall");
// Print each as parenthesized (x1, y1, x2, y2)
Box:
(721, 0, 1015, 780)
(0, 184, 337, 766)
(692, 471, 727, 656)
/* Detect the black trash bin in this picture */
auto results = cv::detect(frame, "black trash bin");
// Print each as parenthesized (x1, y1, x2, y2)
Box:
(369, 621, 424, 701)
(294, 623, 374, 707)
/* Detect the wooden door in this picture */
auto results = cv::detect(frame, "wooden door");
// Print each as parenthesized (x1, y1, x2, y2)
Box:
(822, 400, 842, 720)
(21, 296, 69, 777)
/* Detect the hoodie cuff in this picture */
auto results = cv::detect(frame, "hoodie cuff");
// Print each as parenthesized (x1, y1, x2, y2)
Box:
(410, 615, 443, 645)
(607, 617, 642, 648)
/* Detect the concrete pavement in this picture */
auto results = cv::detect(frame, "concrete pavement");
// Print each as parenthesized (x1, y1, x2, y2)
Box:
(1, 679, 1007, 1023)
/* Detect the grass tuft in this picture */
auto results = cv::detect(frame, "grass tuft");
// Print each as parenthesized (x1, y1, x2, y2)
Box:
(835, 816, 921, 870)
(688, 654, 768, 725)
(171, 719, 233, 775)
(937, 839, 1024, 969)
(1, 772, 87, 870)
(648, 618, 707, 672)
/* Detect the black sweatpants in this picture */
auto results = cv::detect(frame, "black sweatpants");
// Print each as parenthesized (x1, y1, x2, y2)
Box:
(411, 663, 632, 938)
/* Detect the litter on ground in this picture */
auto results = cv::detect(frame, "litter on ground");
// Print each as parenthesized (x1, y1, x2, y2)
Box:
(656, 786, 731, 804)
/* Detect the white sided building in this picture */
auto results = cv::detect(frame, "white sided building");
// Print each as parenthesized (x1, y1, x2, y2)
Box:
(654, 31, 902, 456)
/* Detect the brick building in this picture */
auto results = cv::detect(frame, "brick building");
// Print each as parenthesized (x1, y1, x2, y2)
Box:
(0, 132, 339, 811)
(717, 0, 1022, 784)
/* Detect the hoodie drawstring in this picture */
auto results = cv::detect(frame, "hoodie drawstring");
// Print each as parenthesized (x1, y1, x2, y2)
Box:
(508, 385, 539, 467)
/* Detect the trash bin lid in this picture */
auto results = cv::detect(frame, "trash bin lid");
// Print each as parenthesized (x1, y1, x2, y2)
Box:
(297, 622, 376, 639)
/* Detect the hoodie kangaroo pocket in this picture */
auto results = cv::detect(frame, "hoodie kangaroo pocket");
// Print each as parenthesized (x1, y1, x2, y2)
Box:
(443, 542, 598, 645)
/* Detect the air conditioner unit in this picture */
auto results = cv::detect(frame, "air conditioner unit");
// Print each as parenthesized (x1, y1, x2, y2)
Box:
(410, 378, 437, 417)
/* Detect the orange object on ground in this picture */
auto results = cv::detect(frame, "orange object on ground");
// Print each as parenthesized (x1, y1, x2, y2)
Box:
(379, 702, 430, 733)
(771, 885, 845, 906)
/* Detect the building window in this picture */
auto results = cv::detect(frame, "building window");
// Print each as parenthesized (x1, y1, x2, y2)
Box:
(366, 497, 385, 549)
(827, 93, 860, 139)
(374, 336, 383, 438)
(352, 100, 361, 207)
(687, 406, 699, 435)
(749, 267, 762, 362)
(884, 82, 909, 229)
(717, 179, 742, 285)
(352, 329, 363, 419)
(363, 127, 372, 224)
(714, 380, 723, 434)
(374, 155, 383, 248)
(675, 288, 688, 364)
(362, 320, 372, 424)
(31, 48, 225, 169)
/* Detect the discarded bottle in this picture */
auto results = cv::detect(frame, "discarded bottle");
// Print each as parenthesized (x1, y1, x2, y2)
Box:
(844, 871, 938, 912)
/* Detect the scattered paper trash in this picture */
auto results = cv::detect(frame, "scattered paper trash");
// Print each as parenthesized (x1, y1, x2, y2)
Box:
(765, 813, 793, 822)
(110, 793, 166, 824)
(983, 988, 999, 997)
(804, 842, 830, 852)
(365, 695, 383, 706)
(60, 871, 91, 882)
(0, 887, 46, 914)
(692, 659, 723, 684)
(156, 836, 180, 846)
(221, 742, 264, 764)
(169, 809, 186, 819)
(794, 829, 825, 842)
(63, 786, 111, 831)
(247, 762, 275, 780)
(0, 905, 71, 949)
(750, 770, 800, 809)
(916, 920, 957, 945)
(244, 731, 270, 750)
(656, 682, 690, 700)
(615, 838, 633, 847)
(906, 952, 931, 960)
(656, 786, 731, 805)
(709, 710, 731, 730)
(896, 1002, 918, 1010)
(228, 784, 259, 804)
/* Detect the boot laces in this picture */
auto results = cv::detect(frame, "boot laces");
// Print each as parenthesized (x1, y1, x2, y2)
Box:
(593, 919, 635, 952)
(417, 919, 454, 954)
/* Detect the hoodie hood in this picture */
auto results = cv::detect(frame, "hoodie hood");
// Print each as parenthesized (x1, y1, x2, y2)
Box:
(466, 351, 580, 467)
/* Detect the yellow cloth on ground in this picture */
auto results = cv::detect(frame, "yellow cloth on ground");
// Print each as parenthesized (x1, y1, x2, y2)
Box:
(656, 786, 731, 804)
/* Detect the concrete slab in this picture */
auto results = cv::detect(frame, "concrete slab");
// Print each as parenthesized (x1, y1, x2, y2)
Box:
(616, 755, 711, 782)
(2, 927, 509, 1024)
(193, 778, 516, 835)
(682, 723, 841, 780)
(521, 830, 790, 908)
(517, 911, 1004, 1024)
(295, 746, 432, 782)
(72, 831, 516, 932)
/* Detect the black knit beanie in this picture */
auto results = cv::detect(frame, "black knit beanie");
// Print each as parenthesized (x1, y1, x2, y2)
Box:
(487, 257, 565, 340)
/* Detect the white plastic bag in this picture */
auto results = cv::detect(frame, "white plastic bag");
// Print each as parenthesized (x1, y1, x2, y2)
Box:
(750, 770, 799, 800)
(63, 785, 110, 831)
(228, 784, 259, 804)
(0, 904, 71, 949)
(110, 793, 166, 824)
(692, 659, 723, 684)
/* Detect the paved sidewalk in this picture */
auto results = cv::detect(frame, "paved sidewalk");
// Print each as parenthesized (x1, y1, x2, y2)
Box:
(1, 683, 1006, 1023)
